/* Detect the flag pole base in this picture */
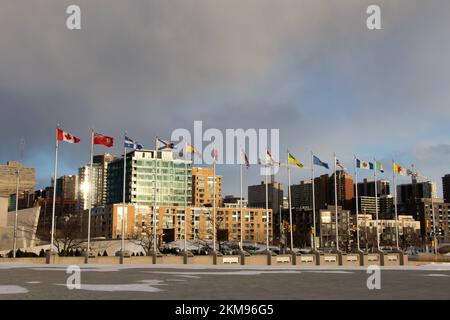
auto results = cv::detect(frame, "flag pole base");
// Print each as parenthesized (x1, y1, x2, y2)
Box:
(82, 251, 93, 264)
(311, 250, 321, 266)
(290, 252, 298, 265)
(180, 250, 194, 264)
(211, 251, 222, 265)
(45, 250, 58, 264)
(393, 248, 405, 265)
(238, 251, 248, 265)
(374, 248, 385, 266)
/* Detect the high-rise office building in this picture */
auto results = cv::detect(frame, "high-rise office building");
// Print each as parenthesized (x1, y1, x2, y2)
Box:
(248, 180, 283, 240)
(248, 181, 283, 213)
(397, 181, 437, 206)
(357, 179, 390, 197)
(93, 154, 116, 205)
(358, 195, 394, 218)
(107, 149, 192, 207)
(329, 170, 354, 210)
(192, 167, 222, 207)
(56, 175, 79, 201)
(314, 174, 330, 210)
(78, 153, 116, 210)
(291, 181, 312, 209)
(442, 174, 450, 203)
(78, 163, 102, 210)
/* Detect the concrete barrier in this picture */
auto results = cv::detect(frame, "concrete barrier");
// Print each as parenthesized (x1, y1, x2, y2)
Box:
(92, 256, 121, 264)
(343, 254, 361, 267)
(272, 255, 292, 265)
(156, 255, 184, 264)
(297, 254, 315, 265)
(128, 256, 153, 264)
(384, 253, 401, 266)
(188, 255, 214, 265)
(244, 255, 268, 265)
(408, 254, 449, 263)
(320, 254, 339, 266)
(365, 253, 381, 266)
(57, 257, 86, 265)
(0, 257, 46, 264)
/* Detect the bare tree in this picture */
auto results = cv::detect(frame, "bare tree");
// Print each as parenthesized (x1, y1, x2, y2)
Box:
(37, 214, 84, 256)
(131, 224, 155, 256)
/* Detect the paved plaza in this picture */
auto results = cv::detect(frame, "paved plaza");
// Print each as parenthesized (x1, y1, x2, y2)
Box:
(0, 263, 450, 300)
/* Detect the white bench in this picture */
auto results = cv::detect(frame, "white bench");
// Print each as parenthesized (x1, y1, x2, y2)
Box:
(324, 255, 337, 263)
(222, 257, 239, 264)
(346, 255, 358, 262)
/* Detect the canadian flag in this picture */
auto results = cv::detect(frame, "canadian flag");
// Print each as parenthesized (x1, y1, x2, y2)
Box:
(56, 128, 80, 143)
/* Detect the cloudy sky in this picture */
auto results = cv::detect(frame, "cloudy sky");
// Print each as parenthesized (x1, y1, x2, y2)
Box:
(1, 0, 449, 197)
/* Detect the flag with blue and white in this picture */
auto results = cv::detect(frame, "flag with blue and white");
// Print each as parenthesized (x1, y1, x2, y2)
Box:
(336, 159, 347, 171)
(313, 155, 329, 169)
(124, 136, 143, 150)
(356, 159, 373, 170)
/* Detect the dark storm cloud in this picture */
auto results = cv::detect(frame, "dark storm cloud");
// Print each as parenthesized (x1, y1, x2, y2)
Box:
(1, 0, 450, 195)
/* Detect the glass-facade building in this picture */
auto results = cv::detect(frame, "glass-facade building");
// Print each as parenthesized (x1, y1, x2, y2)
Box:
(107, 150, 192, 207)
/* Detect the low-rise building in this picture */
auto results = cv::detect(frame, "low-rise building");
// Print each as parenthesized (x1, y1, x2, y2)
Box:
(86, 203, 272, 246)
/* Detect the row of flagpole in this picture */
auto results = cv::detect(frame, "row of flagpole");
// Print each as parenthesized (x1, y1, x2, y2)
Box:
(49, 126, 432, 255)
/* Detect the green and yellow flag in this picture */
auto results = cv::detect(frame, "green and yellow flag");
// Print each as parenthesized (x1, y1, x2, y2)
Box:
(288, 152, 304, 169)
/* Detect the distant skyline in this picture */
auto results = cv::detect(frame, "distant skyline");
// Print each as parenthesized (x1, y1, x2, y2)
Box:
(1, 1, 450, 197)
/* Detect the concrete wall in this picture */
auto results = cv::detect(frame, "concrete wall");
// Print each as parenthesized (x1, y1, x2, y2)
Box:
(0, 257, 46, 264)
(90, 256, 121, 264)
(127, 256, 153, 264)
(409, 254, 450, 262)
(188, 256, 214, 265)
(58, 257, 86, 264)
(244, 255, 267, 265)
(156, 255, 184, 264)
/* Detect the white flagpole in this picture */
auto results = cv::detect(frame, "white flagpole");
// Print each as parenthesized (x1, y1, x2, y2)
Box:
(374, 158, 380, 251)
(12, 164, 20, 258)
(265, 162, 269, 251)
(311, 151, 316, 250)
(184, 141, 188, 252)
(240, 152, 243, 251)
(86, 129, 94, 256)
(153, 144, 157, 253)
(50, 128, 59, 254)
(287, 151, 293, 252)
(213, 147, 217, 252)
(393, 160, 399, 250)
(334, 153, 339, 252)
(354, 156, 361, 252)
(121, 134, 126, 257)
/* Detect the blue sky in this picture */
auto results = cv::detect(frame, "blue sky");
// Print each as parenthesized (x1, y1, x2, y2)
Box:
(1, 0, 449, 197)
